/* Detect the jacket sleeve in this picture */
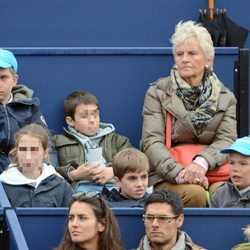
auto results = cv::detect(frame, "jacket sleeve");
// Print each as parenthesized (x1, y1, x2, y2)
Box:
(141, 85, 183, 183)
(61, 181, 74, 207)
(197, 90, 237, 169)
(53, 134, 84, 184)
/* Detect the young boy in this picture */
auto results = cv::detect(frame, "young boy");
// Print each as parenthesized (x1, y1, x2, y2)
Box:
(210, 136, 250, 208)
(53, 91, 132, 192)
(103, 147, 150, 207)
(0, 48, 57, 172)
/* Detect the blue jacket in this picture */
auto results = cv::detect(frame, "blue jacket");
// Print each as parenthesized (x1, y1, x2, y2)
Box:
(0, 84, 58, 172)
(102, 186, 149, 207)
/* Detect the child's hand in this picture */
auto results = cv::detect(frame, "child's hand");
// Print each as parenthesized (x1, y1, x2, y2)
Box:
(88, 163, 105, 181)
(88, 163, 114, 184)
(69, 163, 90, 181)
(95, 167, 114, 184)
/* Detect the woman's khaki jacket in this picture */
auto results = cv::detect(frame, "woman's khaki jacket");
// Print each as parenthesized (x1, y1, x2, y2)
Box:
(141, 76, 237, 186)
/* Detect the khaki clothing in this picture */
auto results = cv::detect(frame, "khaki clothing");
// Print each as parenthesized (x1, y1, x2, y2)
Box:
(135, 231, 205, 250)
(141, 76, 237, 187)
(54, 128, 131, 187)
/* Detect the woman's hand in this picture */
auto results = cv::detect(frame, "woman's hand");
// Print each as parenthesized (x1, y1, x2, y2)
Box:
(177, 163, 209, 189)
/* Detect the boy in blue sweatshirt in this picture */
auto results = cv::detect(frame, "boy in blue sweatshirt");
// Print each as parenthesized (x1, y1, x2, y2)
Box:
(103, 148, 150, 207)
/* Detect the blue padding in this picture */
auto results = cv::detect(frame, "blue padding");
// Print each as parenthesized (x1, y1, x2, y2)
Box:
(16, 208, 68, 250)
(2, 47, 239, 147)
(0, 182, 11, 208)
(5, 209, 29, 250)
(15, 207, 250, 250)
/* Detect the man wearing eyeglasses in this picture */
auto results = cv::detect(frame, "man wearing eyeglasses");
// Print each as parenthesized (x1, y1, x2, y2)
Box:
(135, 189, 205, 250)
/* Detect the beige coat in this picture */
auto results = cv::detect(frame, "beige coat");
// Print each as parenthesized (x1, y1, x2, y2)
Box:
(141, 76, 237, 186)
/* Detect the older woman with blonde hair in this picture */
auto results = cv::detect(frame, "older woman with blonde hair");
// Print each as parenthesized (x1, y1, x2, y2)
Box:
(141, 20, 237, 207)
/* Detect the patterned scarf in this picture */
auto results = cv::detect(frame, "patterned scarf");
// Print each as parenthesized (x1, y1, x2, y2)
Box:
(171, 66, 221, 134)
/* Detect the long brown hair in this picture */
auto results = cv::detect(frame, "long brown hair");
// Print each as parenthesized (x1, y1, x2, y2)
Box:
(55, 192, 125, 250)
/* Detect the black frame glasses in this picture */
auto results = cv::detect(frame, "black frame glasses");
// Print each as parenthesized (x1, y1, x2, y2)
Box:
(142, 214, 179, 223)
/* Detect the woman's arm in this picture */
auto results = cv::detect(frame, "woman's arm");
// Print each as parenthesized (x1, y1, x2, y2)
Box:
(141, 85, 183, 183)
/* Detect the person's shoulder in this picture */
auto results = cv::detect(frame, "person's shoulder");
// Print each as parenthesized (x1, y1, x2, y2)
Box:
(219, 82, 237, 99)
(53, 131, 78, 146)
(49, 173, 72, 188)
(103, 129, 131, 146)
(108, 199, 144, 208)
(211, 181, 231, 198)
(12, 84, 35, 101)
(147, 76, 171, 90)
(109, 131, 130, 140)
(145, 76, 173, 101)
(103, 187, 125, 202)
(150, 75, 170, 86)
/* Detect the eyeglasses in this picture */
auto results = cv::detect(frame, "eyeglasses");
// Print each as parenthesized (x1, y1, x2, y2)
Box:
(142, 214, 179, 223)
(72, 191, 105, 210)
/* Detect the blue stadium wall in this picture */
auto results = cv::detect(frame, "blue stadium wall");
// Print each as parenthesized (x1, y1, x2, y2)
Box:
(1, 1, 249, 48)
(0, 0, 249, 145)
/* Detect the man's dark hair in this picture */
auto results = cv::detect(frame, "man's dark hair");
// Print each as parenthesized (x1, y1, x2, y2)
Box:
(144, 189, 183, 215)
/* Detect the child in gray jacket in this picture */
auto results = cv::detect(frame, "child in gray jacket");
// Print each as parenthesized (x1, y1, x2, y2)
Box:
(210, 136, 250, 208)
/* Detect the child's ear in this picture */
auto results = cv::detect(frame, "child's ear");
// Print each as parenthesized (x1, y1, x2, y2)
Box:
(114, 176, 121, 187)
(13, 74, 18, 86)
(44, 148, 50, 160)
(66, 116, 75, 126)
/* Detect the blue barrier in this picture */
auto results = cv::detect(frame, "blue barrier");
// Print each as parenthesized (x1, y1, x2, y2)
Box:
(14, 207, 250, 250)
(5, 209, 29, 250)
(5, 47, 240, 147)
(0, 182, 29, 250)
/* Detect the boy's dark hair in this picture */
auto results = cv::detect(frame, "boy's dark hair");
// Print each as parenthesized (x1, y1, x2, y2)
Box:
(64, 91, 99, 118)
(144, 189, 183, 216)
(112, 148, 149, 179)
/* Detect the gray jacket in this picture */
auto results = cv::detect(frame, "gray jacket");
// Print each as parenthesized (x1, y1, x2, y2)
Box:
(141, 76, 237, 186)
(210, 180, 250, 208)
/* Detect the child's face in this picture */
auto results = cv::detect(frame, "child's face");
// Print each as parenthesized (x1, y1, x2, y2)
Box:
(115, 170, 148, 200)
(229, 152, 250, 190)
(0, 68, 18, 104)
(67, 104, 100, 137)
(17, 135, 48, 174)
